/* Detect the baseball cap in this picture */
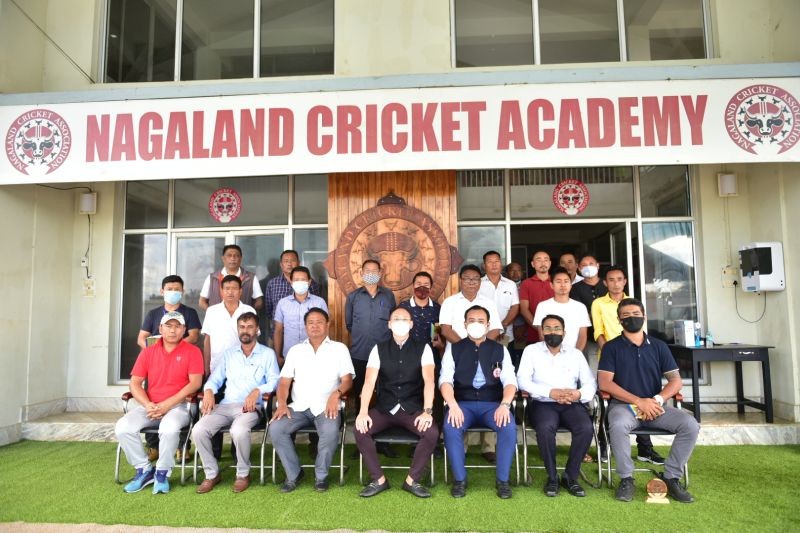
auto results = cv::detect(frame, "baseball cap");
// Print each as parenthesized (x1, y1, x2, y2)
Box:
(160, 311, 186, 325)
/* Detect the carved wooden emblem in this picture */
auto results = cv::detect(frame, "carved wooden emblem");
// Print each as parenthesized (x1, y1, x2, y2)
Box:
(324, 192, 463, 301)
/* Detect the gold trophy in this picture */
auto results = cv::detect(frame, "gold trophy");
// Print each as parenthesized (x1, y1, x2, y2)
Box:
(645, 478, 669, 504)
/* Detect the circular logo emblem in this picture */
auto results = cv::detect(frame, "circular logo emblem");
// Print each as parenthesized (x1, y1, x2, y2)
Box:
(725, 84, 800, 155)
(324, 193, 463, 301)
(208, 187, 242, 223)
(5, 109, 71, 176)
(553, 179, 589, 216)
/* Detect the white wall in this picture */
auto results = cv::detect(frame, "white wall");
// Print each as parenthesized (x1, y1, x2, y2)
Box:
(712, 0, 800, 63)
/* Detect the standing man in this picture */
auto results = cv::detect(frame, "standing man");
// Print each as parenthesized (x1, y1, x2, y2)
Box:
(201, 275, 257, 376)
(355, 307, 438, 498)
(479, 251, 520, 348)
(533, 267, 591, 352)
(559, 252, 583, 284)
(591, 265, 662, 465)
(115, 311, 203, 494)
(599, 298, 699, 503)
(193, 312, 280, 494)
(398, 271, 441, 349)
(199, 244, 263, 311)
(440, 305, 518, 499)
(138, 275, 201, 349)
(345, 259, 397, 417)
(505, 262, 527, 368)
(273, 266, 328, 365)
(517, 314, 596, 498)
(519, 251, 554, 346)
(264, 250, 322, 330)
(270, 308, 355, 493)
(570, 254, 607, 367)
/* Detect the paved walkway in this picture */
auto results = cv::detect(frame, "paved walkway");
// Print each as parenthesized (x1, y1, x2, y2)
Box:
(0, 523, 422, 533)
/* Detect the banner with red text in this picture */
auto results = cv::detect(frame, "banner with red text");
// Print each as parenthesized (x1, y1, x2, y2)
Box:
(2, 77, 798, 184)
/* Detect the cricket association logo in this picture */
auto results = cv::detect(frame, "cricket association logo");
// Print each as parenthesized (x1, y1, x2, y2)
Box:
(725, 84, 800, 155)
(553, 179, 589, 216)
(324, 192, 463, 302)
(208, 187, 242, 223)
(5, 109, 72, 176)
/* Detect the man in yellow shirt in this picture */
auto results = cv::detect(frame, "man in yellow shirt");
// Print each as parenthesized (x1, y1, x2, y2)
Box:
(591, 265, 663, 466)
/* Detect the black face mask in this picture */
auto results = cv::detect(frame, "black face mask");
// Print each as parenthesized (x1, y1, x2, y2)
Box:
(620, 316, 645, 333)
(543, 334, 563, 348)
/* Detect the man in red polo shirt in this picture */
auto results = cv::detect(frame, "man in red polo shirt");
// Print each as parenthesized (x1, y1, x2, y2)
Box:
(115, 311, 204, 494)
(519, 251, 555, 345)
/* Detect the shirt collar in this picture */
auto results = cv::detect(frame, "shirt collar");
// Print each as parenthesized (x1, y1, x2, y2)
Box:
(620, 332, 651, 347)
(409, 297, 433, 308)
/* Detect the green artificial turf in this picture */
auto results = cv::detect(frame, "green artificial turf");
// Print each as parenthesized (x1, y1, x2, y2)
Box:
(0, 441, 798, 532)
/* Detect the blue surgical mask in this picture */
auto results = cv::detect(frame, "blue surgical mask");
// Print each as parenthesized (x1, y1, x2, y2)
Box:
(163, 290, 182, 305)
(292, 281, 309, 295)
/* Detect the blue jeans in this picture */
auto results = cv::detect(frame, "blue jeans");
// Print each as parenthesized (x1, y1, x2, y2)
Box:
(443, 400, 516, 482)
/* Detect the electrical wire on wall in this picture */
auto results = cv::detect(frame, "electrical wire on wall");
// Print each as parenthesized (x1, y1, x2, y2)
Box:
(36, 184, 94, 279)
(732, 280, 767, 323)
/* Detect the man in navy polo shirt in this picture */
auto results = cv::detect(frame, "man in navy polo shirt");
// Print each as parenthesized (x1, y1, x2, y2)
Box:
(598, 297, 699, 504)
(137, 275, 201, 350)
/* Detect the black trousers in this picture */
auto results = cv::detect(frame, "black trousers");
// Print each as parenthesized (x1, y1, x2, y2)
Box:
(529, 401, 594, 482)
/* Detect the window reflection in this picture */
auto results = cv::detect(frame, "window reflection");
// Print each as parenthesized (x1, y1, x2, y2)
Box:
(181, 0, 254, 80)
(106, 0, 177, 82)
(457, 226, 507, 267)
(455, 0, 534, 67)
(539, 0, 620, 64)
(639, 165, 691, 217)
(261, 0, 334, 76)
(624, 0, 705, 61)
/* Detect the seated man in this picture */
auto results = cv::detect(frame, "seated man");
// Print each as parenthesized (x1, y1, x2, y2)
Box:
(115, 311, 203, 494)
(440, 305, 518, 499)
(193, 312, 280, 494)
(355, 307, 438, 499)
(598, 298, 700, 503)
(517, 314, 596, 498)
(269, 308, 354, 493)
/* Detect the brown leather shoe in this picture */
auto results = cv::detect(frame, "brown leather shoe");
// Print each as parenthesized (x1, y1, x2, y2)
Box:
(147, 447, 159, 462)
(196, 474, 222, 494)
(232, 475, 250, 493)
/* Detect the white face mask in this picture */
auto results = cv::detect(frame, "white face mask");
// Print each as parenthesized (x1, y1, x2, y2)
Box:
(390, 320, 411, 338)
(580, 265, 599, 278)
(466, 322, 487, 339)
(163, 290, 182, 305)
(292, 280, 309, 295)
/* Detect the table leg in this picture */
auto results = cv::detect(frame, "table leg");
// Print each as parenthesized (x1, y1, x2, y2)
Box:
(692, 359, 701, 423)
(762, 359, 774, 423)
(735, 361, 745, 415)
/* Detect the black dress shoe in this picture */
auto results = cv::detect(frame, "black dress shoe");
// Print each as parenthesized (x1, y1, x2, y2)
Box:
(664, 477, 695, 503)
(496, 480, 512, 499)
(544, 477, 559, 497)
(402, 481, 431, 498)
(360, 479, 390, 497)
(314, 478, 329, 492)
(615, 476, 635, 502)
(561, 476, 585, 497)
(279, 469, 305, 493)
(450, 480, 467, 498)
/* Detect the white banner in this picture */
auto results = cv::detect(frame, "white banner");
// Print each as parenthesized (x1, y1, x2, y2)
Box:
(2, 77, 799, 185)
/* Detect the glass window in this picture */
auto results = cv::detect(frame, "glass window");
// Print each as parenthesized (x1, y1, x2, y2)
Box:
(510, 167, 634, 219)
(457, 226, 506, 267)
(260, 0, 334, 77)
(181, 0, 254, 80)
(642, 221, 697, 343)
(639, 165, 691, 217)
(174, 176, 289, 228)
(624, 0, 705, 61)
(175, 235, 225, 324)
(539, 0, 620, 64)
(454, 0, 534, 67)
(236, 233, 286, 285)
(120, 233, 167, 380)
(125, 181, 169, 229)
(457, 169, 505, 221)
(105, 0, 177, 82)
(293, 174, 328, 224)
(294, 229, 329, 302)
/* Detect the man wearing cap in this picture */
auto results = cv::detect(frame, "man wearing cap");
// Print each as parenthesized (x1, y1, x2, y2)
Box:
(193, 312, 280, 494)
(115, 311, 204, 494)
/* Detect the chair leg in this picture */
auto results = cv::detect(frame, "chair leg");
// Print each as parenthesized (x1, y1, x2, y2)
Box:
(272, 447, 277, 484)
(359, 453, 364, 485)
(430, 453, 435, 486)
(514, 437, 520, 486)
(114, 444, 122, 484)
(260, 423, 269, 485)
(192, 445, 199, 485)
(443, 446, 448, 484)
(339, 421, 346, 486)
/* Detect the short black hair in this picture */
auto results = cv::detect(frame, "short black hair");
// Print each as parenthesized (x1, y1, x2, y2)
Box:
(161, 275, 184, 288)
(605, 264, 627, 280)
(237, 312, 259, 326)
(413, 271, 433, 285)
(541, 314, 565, 329)
(304, 307, 329, 323)
(482, 250, 502, 263)
(221, 274, 242, 288)
(280, 249, 299, 261)
(290, 266, 311, 280)
(459, 264, 482, 278)
(362, 259, 381, 270)
(617, 297, 645, 317)
(530, 250, 550, 262)
(464, 304, 490, 322)
(550, 266, 570, 280)
(559, 252, 577, 262)
(579, 254, 597, 263)
(390, 307, 412, 320)
(222, 244, 242, 256)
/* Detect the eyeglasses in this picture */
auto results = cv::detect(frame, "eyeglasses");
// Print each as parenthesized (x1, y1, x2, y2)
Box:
(460, 277, 481, 284)
(542, 326, 564, 333)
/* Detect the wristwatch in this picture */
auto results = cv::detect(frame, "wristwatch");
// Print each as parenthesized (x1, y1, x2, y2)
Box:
(653, 394, 664, 406)
(424, 407, 433, 415)
(501, 402, 512, 410)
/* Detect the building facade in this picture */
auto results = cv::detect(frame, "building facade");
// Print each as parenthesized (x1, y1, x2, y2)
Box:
(1, 0, 799, 445)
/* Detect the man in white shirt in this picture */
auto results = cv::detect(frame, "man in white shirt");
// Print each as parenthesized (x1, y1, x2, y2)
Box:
(533, 267, 591, 352)
(479, 251, 520, 346)
(269, 307, 354, 493)
(201, 275, 257, 376)
(517, 314, 596, 498)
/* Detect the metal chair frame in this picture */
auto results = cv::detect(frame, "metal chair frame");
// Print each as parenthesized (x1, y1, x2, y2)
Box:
(113, 392, 198, 485)
(519, 392, 602, 489)
(357, 426, 435, 486)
